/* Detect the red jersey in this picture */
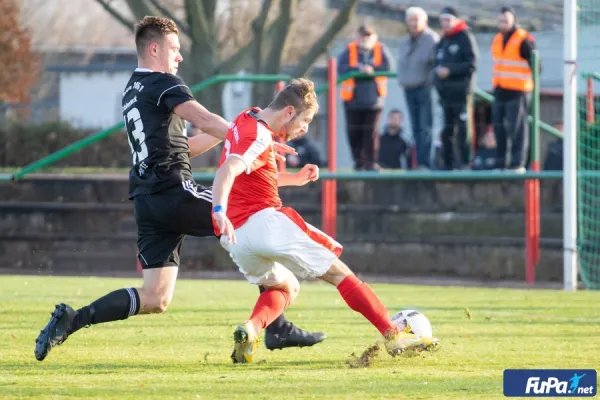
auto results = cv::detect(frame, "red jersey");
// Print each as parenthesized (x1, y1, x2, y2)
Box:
(215, 108, 282, 233)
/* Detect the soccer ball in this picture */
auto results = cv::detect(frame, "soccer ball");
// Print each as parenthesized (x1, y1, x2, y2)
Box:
(391, 309, 433, 338)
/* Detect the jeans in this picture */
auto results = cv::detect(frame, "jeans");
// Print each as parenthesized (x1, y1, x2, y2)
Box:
(404, 86, 433, 167)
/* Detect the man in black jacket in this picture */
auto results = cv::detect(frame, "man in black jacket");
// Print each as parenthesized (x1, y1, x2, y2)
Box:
(434, 7, 478, 170)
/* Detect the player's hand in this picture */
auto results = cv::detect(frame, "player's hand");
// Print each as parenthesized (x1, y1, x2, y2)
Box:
(296, 164, 319, 186)
(274, 142, 297, 156)
(275, 153, 287, 163)
(213, 212, 236, 244)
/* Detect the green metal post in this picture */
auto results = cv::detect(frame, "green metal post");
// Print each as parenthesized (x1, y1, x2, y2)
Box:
(12, 123, 125, 180)
(11, 74, 291, 180)
(9, 70, 565, 180)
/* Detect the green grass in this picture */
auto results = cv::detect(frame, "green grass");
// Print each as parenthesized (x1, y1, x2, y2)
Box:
(1, 276, 599, 399)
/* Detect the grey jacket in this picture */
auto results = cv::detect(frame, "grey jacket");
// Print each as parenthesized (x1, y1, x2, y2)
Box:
(337, 42, 394, 110)
(397, 28, 440, 89)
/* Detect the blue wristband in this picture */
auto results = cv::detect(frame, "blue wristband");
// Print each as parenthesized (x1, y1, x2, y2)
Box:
(213, 205, 224, 213)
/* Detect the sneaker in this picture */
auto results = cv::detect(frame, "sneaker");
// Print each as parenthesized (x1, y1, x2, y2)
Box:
(264, 322, 326, 350)
(384, 330, 440, 357)
(35, 303, 76, 361)
(231, 321, 260, 364)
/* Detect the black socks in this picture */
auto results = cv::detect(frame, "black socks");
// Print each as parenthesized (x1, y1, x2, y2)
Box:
(70, 288, 140, 333)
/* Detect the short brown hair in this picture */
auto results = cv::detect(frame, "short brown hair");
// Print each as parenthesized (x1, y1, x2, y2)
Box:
(134, 16, 179, 55)
(268, 78, 319, 114)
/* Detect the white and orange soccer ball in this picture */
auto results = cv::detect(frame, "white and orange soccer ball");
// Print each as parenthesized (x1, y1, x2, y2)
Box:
(391, 309, 433, 339)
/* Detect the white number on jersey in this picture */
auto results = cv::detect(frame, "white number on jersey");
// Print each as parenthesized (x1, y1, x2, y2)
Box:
(124, 107, 149, 164)
(224, 138, 231, 158)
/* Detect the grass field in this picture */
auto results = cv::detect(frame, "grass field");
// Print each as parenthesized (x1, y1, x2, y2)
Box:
(1, 275, 599, 399)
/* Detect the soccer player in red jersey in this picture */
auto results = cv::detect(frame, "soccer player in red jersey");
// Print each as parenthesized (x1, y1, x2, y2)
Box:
(211, 78, 439, 363)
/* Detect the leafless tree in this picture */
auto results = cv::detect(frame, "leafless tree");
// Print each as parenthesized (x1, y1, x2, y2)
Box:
(0, 0, 38, 103)
(95, 0, 360, 114)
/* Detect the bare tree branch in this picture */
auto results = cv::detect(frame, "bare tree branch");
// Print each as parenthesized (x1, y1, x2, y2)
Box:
(202, 0, 218, 41)
(124, 0, 154, 21)
(95, 0, 136, 32)
(251, 0, 274, 73)
(263, 0, 297, 73)
(216, 1, 281, 75)
(184, 0, 212, 50)
(291, 0, 360, 77)
(148, 0, 191, 37)
(203, 0, 217, 22)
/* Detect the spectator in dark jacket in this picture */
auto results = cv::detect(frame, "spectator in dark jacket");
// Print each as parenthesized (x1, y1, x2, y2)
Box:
(378, 109, 411, 169)
(434, 7, 478, 170)
(338, 24, 394, 171)
(286, 136, 324, 168)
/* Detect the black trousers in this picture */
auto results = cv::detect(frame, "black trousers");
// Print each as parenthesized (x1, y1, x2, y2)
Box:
(344, 107, 382, 170)
(441, 96, 471, 169)
(492, 92, 531, 169)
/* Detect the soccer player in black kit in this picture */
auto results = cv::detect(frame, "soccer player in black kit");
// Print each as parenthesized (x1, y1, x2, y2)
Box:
(34, 16, 325, 362)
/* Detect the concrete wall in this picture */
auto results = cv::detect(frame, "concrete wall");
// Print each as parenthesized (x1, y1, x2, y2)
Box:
(0, 177, 564, 282)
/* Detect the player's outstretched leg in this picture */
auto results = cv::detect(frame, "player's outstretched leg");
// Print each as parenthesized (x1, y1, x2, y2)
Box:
(231, 271, 300, 364)
(35, 267, 177, 361)
(319, 259, 439, 356)
(260, 285, 326, 350)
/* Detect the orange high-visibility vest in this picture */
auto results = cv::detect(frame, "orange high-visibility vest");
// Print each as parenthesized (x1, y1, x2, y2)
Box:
(340, 41, 388, 102)
(491, 28, 534, 92)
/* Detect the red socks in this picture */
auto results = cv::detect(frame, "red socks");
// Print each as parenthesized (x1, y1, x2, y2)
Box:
(249, 289, 291, 330)
(337, 274, 396, 335)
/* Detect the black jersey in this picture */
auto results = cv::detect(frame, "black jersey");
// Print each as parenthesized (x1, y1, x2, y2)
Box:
(122, 69, 195, 198)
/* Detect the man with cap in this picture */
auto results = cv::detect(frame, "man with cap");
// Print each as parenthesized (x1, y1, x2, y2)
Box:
(338, 24, 394, 171)
(434, 7, 478, 170)
(491, 6, 537, 172)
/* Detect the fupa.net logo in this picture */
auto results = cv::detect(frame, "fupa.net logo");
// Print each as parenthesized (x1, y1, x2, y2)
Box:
(504, 369, 597, 397)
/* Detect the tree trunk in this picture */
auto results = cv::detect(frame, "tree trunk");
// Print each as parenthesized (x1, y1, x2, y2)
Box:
(291, 0, 360, 77)
(181, 45, 223, 117)
(251, 0, 297, 108)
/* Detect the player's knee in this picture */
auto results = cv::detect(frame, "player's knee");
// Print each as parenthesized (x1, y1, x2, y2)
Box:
(140, 288, 173, 313)
(156, 293, 172, 313)
(319, 259, 352, 286)
(262, 274, 299, 304)
(286, 275, 300, 303)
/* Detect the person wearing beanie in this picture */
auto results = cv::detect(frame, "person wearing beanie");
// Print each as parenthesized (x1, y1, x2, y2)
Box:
(491, 6, 537, 172)
(434, 6, 478, 170)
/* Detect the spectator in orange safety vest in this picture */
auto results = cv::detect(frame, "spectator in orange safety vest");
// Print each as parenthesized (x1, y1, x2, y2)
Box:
(491, 6, 537, 173)
(338, 24, 394, 171)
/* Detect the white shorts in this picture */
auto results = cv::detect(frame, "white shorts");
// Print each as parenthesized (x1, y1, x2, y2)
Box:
(220, 207, 343, 286)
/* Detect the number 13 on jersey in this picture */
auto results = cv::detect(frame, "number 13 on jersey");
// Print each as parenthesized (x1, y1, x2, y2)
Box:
(124, 107, 149, 164)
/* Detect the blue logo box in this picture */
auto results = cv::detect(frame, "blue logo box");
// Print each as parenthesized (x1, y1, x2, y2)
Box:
(504, 369, 597, 397)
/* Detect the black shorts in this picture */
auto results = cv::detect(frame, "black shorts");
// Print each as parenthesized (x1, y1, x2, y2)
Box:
(134, 180, 215, 269)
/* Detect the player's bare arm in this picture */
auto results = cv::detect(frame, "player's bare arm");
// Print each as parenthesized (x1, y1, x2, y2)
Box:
(173, 100, 229, 140)
(188, 133, 223, 158)
(277, 164, 319, 187)
(211, 156, 247, 243)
